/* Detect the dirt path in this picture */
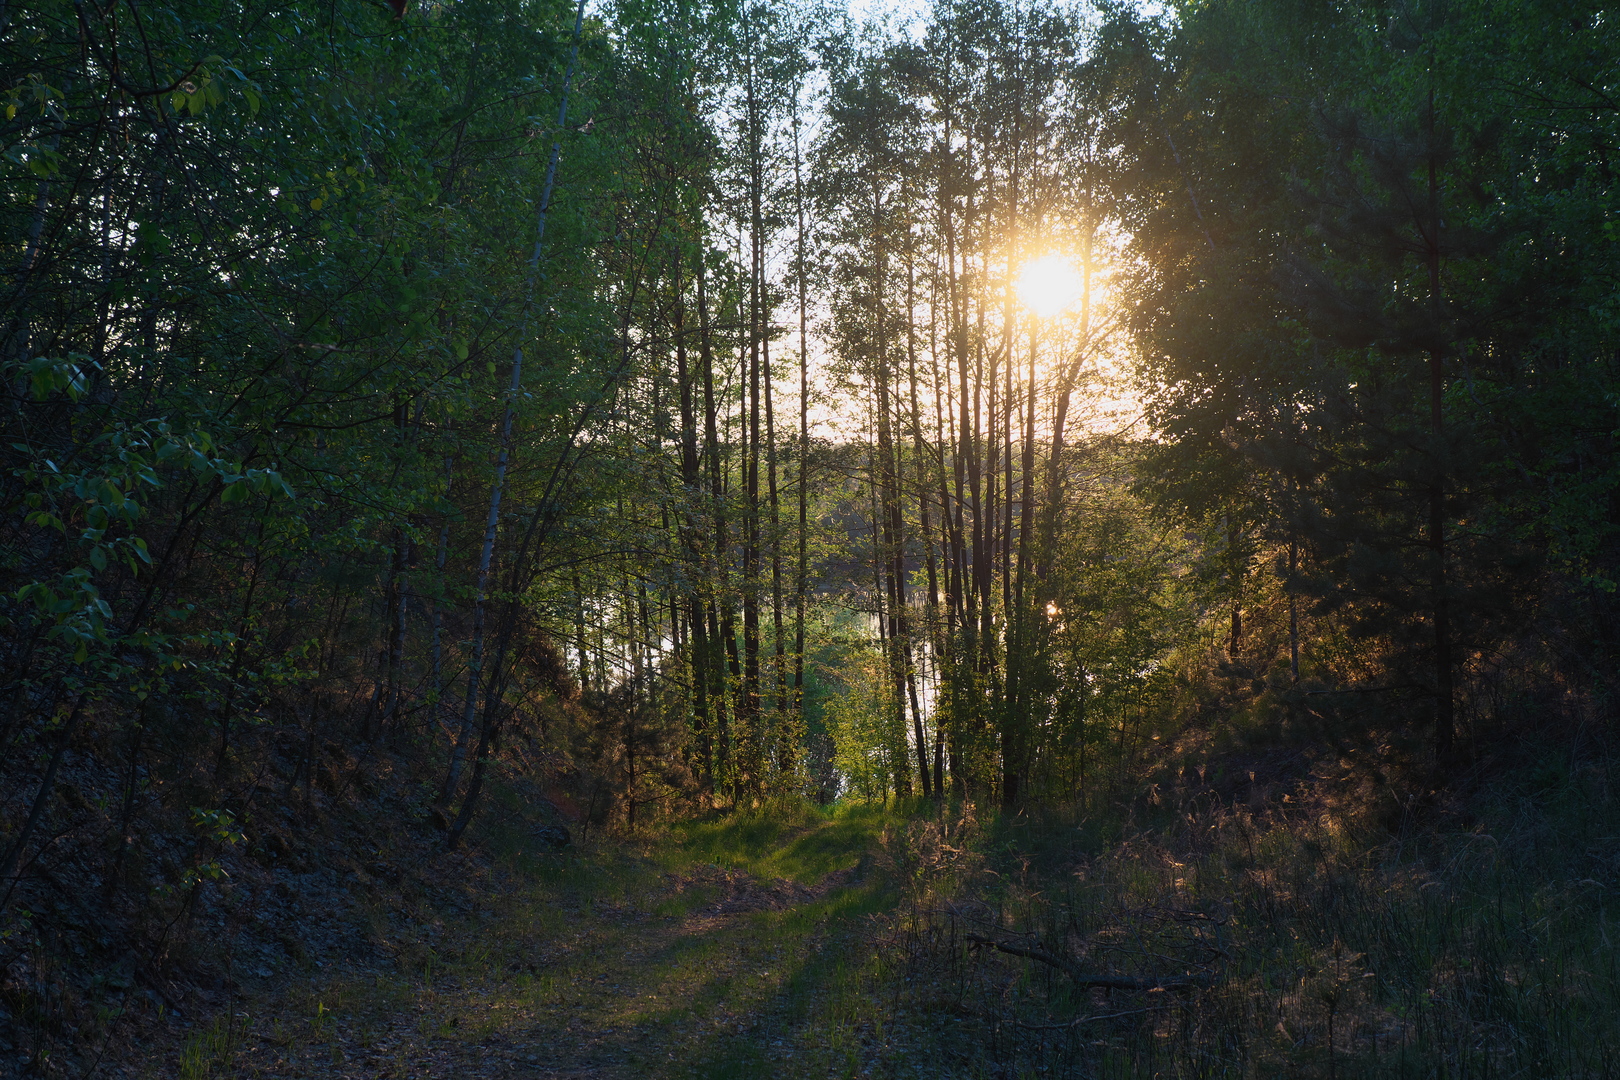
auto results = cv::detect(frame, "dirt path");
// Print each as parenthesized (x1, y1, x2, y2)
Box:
(214, 837, 888, 1080)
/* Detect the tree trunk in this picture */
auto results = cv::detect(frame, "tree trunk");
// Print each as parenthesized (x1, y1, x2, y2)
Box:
(445, 0, 586, 837)
(697, 253, 734, 792)
(791, 106, 811, 746)
(673, 251, 714, 791)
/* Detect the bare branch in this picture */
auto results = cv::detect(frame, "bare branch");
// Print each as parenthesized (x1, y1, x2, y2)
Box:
(964, 934, 1212, 991)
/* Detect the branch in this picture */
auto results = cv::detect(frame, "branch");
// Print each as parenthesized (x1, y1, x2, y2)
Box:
(965, 934, 1211, 991)
(1014, 1004, 1181, 1031)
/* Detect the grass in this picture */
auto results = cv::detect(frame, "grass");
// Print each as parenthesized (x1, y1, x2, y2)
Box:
(658, 797, 904, 880)
(878, 740, 1620, 1078)
(187, 743, 1620, 1079)
(210, 791, 920, 1078)
(177, 1013, 245, 1080)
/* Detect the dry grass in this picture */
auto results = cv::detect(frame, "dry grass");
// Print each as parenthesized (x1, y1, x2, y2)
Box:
(125, 736, 1620, 1080)
(879, 739, 1620, 1078)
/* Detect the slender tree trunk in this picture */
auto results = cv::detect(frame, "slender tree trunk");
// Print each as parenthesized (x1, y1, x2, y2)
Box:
(445, 0, 586, 833)
(997, 121, 1024, 809)
(574, 571, 589, 695)
(791, 106, 811, 740)
(217, 521, 266, 779)
(109, 708, 145, 899)
(674, 251, 714, 790)
(1008, 314, 1038, 809)
(975, 293, 997, 685)
(1228, 518, 1245, 658)
(897, 241, 932, 798)
(3, 102, 66, 364)
(430, 456, 453, 740)
(945, 182, 976, 792)
(697, 255, 734, 792)
(1289, 520, 1300, 683)
(764, 305, 789, 774)
(442, 390, 507, 805)
(907, 248, 943, 799)
(385, 530, 413, 748)
(741, 63, 766, 789)
(870, 431, 909, 798)
(1037, 210, 1093, 588)
(925, 218, 959, 796)
(871, 236, 919, 800)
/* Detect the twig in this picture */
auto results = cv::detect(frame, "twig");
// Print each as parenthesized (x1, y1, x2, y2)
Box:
(1014, 1003, 1182, 1031)
(964, 934, 1211, 991)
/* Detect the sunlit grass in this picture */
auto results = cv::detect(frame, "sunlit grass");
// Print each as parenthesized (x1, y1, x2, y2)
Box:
(215, 766, 1620, 1080)
(218, 789, 916, 1079)
(656, 796, 908, 881)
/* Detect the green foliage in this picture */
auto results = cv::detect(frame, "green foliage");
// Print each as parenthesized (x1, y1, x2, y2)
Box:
(823, 644, 907, 804)
(1043, 447, 1203, 756)
(1114, 0, 1620, 754)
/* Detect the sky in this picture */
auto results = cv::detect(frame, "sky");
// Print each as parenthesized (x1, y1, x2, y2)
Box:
(845, 0, 1174, 35)
(845, 0, 930, 34)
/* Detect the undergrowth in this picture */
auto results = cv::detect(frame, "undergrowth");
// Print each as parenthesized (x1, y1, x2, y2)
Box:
(879, 736, 1620, 1078)
(134, 739, 1620, 1079)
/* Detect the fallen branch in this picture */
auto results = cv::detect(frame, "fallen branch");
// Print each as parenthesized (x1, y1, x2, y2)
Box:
(922, 997, 1184, 1031)
(1013, 1003, 1182, 1031)
(965, 934, 1211, 991)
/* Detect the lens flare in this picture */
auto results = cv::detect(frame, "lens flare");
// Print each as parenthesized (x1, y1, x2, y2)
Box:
(1014, 253, 1084, 319)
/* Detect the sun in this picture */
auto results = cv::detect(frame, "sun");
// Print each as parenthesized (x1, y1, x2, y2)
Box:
(1014, 253, 1085, 320)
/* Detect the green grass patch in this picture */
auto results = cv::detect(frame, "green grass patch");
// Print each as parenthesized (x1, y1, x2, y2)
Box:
(656, 797, 910, 882)
(177, 1013, 244, 1080)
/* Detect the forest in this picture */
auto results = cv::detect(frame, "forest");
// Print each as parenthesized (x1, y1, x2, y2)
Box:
(2, 0, 1618, 1074)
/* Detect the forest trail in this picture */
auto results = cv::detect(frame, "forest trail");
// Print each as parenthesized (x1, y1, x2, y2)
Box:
(209, 812, 892, 1080)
